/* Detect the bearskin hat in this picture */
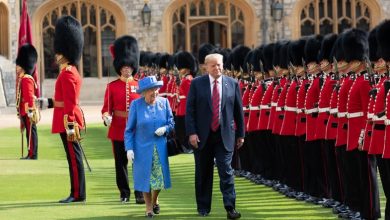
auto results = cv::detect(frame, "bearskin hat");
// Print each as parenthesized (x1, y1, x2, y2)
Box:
(318, 33, 337, 62)
(376, 19, 390, 61)
(54, 16, 83, 65)
(198, 43, 215, 64)
(16, 44, 37, 75)
(368, 27, 379, 61)
(262, 43, 275, 73)
(231, 45, 251, 71)
(140, 51, 152, 67)
(243, 50, 255, 73)
(279, 41, 290, 69)
(158, 53, 171, 69)
(175, 51, 197, 74)
(112, 35, 139, 75)
(304, 35, 323, 63)
(252, 46, 264, 72)
(288, 39, 306, 66)
(330, 34, 345, 61)
(342, 28, 368, 62)
(167, 54, 175, 70)
(272, 41, 283, 67)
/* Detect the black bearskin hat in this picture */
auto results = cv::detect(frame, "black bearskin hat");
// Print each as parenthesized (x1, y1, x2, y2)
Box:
(368, 27, 379, 61)
(175, 51, 197, 74)
(112, 35, 139, 75)
(16, 44, 37, 75)
(279, 41, 290, 69)
(342, 28, 368, 62)
(330, 34, 345, 61)
(158, 53, 171, 69)
(304, 35, 323, 63)
(140, 51, 152, 67)
(252, 46, 264, 72)
(231, 45, 251, 71)
(54, 16, 83, 65)
(243, 50, 255, 73)
(262, 43, 275, 72)
(318, 33, 337, 62)
(198, 43, 215, 64)
(272, 41, 283, 67)
(288, 39, 306, 66)
(376, 20, 390, 61)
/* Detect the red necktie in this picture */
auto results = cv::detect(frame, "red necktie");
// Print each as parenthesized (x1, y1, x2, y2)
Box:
(211, 80, 220, 131)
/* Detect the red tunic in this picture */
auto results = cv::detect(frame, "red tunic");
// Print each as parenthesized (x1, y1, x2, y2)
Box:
(101, 78, 140, 141)
(268, 77, 286, 130)
(52, 66, 84, 133)
(368, 77, 387, 154)
(305, 76, 321, 141)
(18, 74, 36, 116)
(325, 84, 339, 140)
(335, 76, 354, 147)
(280, 79, 298, 136)
(258, 81, 274, 130)
(315, 75, 336, 139)
(346, 74, 370, 151)
(383, 88, 390, 158)
(273, 79, 289, 135)
(295, 78, 308, 136)
(247, 82, 265, 132)
(158, 75, 169, 97)
(242, 83, 252, 131)
(176, 75, 192, 116)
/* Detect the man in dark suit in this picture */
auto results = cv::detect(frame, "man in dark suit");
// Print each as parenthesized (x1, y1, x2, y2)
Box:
(185, 53, 245, 219)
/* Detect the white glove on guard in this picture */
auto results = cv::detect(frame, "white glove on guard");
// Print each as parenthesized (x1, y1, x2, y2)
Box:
(103, 115, 112, 126)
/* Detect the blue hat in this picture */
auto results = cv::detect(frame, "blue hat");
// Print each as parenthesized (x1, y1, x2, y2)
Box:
(136, 76, 163, 94)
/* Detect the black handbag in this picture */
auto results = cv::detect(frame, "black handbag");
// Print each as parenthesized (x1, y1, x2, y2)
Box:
(166, 132, 183, 157)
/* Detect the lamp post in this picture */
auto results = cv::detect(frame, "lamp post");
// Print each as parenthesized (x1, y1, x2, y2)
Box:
(141, 1, 151, 27)
(271, 1, 284, 41)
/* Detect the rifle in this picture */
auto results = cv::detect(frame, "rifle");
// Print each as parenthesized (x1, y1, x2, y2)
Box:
(364, 57, 375, 87)
(259, 60, 265, 79)
(173, 65, 181, 86)
(302, 58, 308, 80)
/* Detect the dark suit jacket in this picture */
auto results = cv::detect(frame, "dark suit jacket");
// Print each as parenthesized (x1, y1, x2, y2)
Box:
(185, 74, 245, 151)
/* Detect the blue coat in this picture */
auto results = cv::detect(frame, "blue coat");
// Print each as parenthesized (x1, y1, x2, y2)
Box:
(124, 97, 174, 192)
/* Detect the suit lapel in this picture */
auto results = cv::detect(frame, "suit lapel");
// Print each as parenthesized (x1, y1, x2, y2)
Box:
(221, 75, 227, 110)
(204, 75, 212, 111)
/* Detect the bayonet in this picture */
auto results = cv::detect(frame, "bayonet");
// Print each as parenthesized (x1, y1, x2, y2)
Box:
(302, 58, 308, 79)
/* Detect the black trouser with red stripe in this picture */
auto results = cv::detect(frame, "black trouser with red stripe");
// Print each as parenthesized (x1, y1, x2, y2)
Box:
(22, 116, 38, 159)
(60, 133, 86, 200)
(323, 139, 342, 201)
(362, 154, 380, 220)
(377, 156, 390, 220)
(112, 141, 130, 199)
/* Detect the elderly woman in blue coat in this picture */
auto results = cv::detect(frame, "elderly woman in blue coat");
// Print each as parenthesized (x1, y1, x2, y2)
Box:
(124, 75, 174, 218)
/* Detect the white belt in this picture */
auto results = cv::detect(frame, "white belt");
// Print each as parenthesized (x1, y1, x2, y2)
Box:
(158, 93, 168, 96)
(284, 106, 297, 112)
(178, 95, 186, 99)
(249, 106, 260, 110)
(385, 119, 390, 126)
(276, 107, 283, 111)
(296, 108, 304, 114)
(271, 102, 277, 107)
(318, 107, 330, 113)
(168, 93, 175, 97)
(367, 113, 374, 119)
(329, 108, 338, 114)
(337, 112, 347, 118)
(347, 112, 364, 118)
(305, 108, 318, 114)
(243, 106, 250, 111)
(260, 105, 271, 110)
(372, 115, 386, 121)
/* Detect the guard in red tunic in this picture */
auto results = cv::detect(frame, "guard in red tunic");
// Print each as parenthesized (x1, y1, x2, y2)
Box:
(52, 16, 85, 203)
(175, 51, 196, 151)
(16, 44, 39, 160)
(157, 53, 171, 98)
(101, 35, 144, 204)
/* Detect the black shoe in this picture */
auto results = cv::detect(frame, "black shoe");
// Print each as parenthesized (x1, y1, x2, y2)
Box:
(135, 196, 145, 204)
(227, 209, 241, 219)
(198, 210, 210, 217)
(20, 156, 29, 160)
(153, 204, 160, 214)
(59, 196, 85, 203)
(121, 197, 129, 204)
(145, 212, 154, 218)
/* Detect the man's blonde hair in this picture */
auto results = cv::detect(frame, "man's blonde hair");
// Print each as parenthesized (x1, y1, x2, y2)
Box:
(205, 53, 223, 64)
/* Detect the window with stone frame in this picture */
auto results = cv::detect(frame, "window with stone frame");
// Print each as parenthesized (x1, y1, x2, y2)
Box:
(41, 1, 117, 79)
(0, 2, 9, 58)
(299, 0, 371, 37)
(172, 0, 245, 56)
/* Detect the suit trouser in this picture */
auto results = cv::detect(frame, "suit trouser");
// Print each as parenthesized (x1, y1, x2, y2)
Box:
(323, 139, 343, 202)
(60, 133, 86, 200)
(377, 156, 390, 220)
(194, 128, 236, 212)
(22, 116, 38, 158)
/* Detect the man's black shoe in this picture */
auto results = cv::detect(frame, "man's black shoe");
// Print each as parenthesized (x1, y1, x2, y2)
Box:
(198, 210, 210, 217)
(135, 196, 145, 204)
(59, 196, 85, 203)
(120, 197, 129, 203)
(227, 209, 241, 219)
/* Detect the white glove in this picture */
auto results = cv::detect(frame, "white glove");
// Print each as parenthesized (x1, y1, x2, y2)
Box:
(66, 128, 75, 136)
(36, 97, 49, 109)
(127, 150, 134, 163)
(103, 115, 112, 126)
(27, 110, 34, 118)
(155, 127, 167, 136)
(358, 129, 365, 149)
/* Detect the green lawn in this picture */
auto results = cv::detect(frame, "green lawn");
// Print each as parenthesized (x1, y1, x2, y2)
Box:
(0, 124, 345, 219)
